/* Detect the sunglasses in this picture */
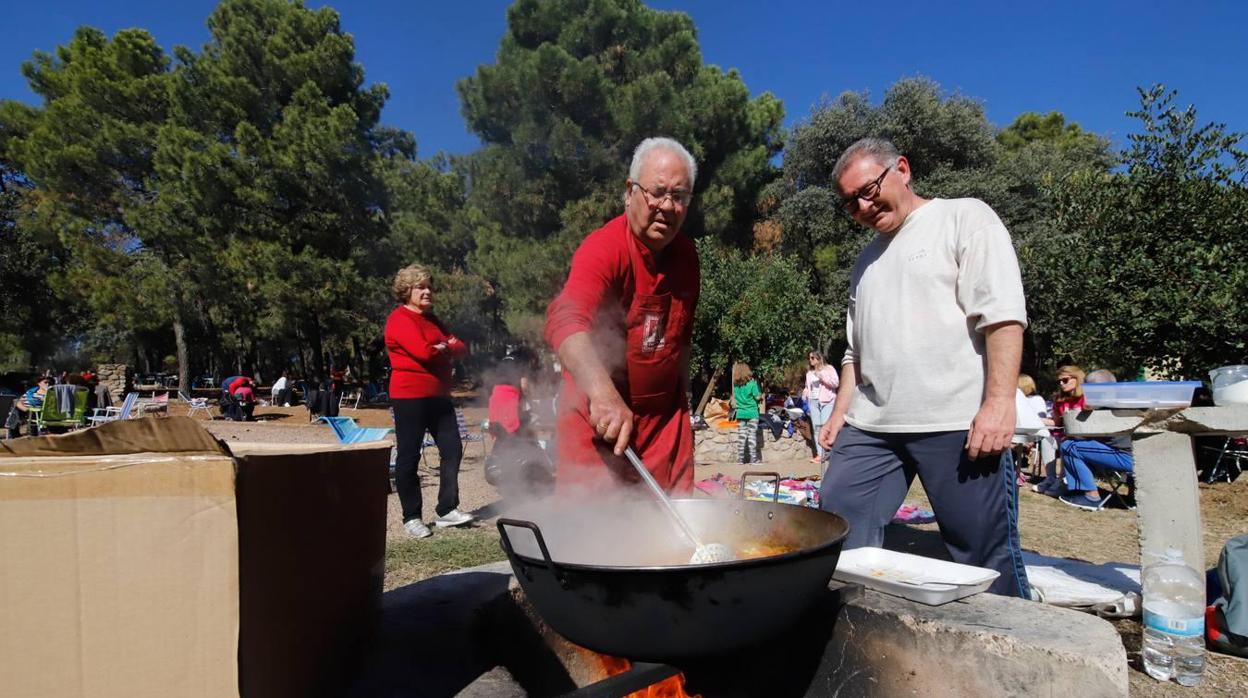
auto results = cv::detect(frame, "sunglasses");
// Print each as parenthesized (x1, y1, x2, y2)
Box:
(1058, 376, 1076, 384)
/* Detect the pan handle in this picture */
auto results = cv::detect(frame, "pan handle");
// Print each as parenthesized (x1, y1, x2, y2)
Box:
(497, 518, 568, 588)
(740, 471, 781, 502)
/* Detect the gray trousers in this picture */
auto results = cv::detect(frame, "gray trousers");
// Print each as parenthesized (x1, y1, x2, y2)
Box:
(820, 426, 1030, 598)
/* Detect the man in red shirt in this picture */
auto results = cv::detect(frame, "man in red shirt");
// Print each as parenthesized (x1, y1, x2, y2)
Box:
(544, 137, 700, 494)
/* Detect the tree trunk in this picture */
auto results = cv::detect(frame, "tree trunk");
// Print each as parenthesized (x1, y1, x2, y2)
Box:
(694, 365, 723, 417)
(295, 328, 308, 379)
(308, 315, 325, 379)
(173, 309, 190, 394)
(352, 336, 366, 380)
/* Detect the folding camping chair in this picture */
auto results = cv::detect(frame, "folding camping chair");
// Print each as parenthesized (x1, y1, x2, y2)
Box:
(339, 388, 362, 411)
(1200, 436, 1247, 484)
(88, 391, 140, 426)
(422, 408, 487, 460)
(319, 416, 394, 445)
(179, 391, 212, 419)
(31, 385, 89, 432)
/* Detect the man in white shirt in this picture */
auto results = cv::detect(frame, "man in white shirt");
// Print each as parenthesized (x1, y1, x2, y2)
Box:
(818, 137, 1030, 598)
(271, 371, 291, 407)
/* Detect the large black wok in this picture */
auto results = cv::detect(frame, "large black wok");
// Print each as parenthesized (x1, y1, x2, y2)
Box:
(497, 476, 850, 662)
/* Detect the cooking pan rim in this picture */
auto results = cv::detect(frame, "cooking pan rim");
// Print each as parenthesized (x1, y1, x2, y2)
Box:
(504, 499, 850, 573)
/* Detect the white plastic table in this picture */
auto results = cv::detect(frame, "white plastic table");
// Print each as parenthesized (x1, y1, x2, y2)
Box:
(1063, 404, 1248, 571)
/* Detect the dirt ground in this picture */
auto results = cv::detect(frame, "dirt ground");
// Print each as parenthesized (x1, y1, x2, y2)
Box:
(192, 402, 1248, 696)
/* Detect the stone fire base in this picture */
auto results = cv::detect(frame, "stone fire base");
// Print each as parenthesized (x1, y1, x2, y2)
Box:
(351, 561, 1127, 697)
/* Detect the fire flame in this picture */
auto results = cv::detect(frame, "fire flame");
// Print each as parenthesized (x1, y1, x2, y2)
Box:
(596, 654, 700, 698)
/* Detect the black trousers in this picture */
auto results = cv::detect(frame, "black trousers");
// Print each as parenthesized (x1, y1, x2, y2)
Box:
(392, 397, 462, 521)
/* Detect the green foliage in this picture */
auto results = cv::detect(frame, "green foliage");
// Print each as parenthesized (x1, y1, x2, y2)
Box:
(0, 161, 68, 368)
(1024, 86, 1248, 377)
(0, 0, 403, 384)
(998, 111, 1106, 152)
(458, 0, 784, 324)
(692, 238, 833, 384)
(775, 77, 1115, 371)
(0, 26, 171, 371)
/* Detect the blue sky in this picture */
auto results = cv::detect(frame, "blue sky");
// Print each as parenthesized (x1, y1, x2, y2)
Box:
(2, 0, 1245, 159)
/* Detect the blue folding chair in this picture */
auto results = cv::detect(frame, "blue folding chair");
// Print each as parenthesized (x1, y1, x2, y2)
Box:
(319, 416, 395, 444)
(422, 408, 486, 459)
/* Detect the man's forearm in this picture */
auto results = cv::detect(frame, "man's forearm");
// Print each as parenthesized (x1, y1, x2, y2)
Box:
(829, 362, 857, 421)
(557, 332, 616, 402)
(982, 322, 1024, 403)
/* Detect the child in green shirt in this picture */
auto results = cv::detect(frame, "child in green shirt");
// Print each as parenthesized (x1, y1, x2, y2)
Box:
(731, 362, 763, 464)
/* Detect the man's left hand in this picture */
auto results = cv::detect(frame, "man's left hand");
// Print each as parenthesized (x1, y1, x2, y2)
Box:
(966, 397, 1014, 460)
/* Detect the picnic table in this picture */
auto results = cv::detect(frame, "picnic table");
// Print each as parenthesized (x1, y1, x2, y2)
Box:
(1063, 404, 1248, 572)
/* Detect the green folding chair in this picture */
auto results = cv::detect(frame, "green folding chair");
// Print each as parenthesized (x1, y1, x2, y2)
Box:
(31, 386, 89, 432)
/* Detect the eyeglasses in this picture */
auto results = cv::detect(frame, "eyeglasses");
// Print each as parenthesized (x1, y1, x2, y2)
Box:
(632, 182, 692, 208)
(839, 164, 893, 214)
(1058, 377, 1075, 385)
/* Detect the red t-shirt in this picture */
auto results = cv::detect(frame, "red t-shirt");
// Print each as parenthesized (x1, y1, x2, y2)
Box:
(488, 384, 522, 434)
(384, 306, 468, 399)
(544, 214, 699, 361)
(543, 214, 700, 493)
(1052, 394, 1086, 422)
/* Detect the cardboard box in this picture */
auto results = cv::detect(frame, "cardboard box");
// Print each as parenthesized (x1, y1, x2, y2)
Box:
(0, 417, 390, 698)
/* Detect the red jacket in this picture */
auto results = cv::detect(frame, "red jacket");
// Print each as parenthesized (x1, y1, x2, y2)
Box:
(384, 306, 468, 399)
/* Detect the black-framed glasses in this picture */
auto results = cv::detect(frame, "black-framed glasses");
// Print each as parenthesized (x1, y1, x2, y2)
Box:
(632, 181, 692, 208)
(839, 163, 894, 214)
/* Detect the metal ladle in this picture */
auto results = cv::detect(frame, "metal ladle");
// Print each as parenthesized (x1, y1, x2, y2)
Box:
(622, 446, 736, 564)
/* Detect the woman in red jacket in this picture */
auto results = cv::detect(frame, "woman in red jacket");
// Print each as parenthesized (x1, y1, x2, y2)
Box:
(385, 264, 474, 538)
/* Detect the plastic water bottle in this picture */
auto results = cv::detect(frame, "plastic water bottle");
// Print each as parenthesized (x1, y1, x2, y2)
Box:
(1141, 549, 1206, 686)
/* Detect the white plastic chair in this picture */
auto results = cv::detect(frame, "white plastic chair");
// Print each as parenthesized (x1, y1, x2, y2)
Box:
(179, 391, 212, 419)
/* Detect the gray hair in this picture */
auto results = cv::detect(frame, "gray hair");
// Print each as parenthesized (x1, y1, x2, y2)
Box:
(1084, 369, 1117, 384)
(625, 137, 697, 203)
(831, 137, 901, 189)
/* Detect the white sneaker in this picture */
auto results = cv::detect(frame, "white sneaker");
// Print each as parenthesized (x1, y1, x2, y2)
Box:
(433, 509, 475, 528)
(404, 519, 432, 538)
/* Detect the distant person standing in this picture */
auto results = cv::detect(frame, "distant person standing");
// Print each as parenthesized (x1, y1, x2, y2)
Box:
(731, 362, 763, 465)
(818, 137, 1030, 598)
(803, 350, 839, 464)
(385, 264, 475, 538)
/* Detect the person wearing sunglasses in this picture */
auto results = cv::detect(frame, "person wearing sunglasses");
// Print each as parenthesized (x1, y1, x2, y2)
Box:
(545, 137, 700, 495)
(816, 137, 1030, 599)
(1031, 365, 1087, 496)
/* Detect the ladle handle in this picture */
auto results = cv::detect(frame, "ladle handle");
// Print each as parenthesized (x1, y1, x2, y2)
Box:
(622, 446, 704, 549)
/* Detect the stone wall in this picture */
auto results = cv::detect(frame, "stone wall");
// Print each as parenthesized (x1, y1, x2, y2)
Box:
(96, 364, 130, 405)
(694, 423, 814, 463)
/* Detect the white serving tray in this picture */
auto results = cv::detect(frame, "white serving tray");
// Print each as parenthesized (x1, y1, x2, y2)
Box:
(833, 547, 999, 605)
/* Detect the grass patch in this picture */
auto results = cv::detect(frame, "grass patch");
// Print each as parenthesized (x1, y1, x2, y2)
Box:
(384, 524, 506, 590)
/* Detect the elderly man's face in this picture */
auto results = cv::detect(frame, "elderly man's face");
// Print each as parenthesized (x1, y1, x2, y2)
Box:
(836, 155, 913, 234)
(625, 148, 691, 252)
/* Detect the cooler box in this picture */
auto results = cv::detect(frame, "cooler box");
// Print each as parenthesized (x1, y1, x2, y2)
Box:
(1081, 381, 1202, 409)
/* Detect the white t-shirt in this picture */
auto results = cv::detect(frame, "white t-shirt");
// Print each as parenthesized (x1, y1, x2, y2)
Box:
(842, 198, 1027, 433)
(272, 376, 288, 393)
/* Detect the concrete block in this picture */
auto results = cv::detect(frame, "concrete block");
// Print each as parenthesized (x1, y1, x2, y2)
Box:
(816, 588, 1128, 697)
(1135, 431, 1206, 571)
